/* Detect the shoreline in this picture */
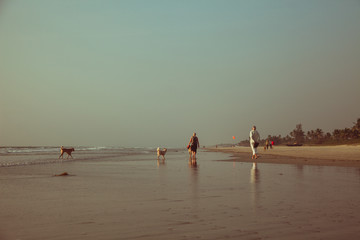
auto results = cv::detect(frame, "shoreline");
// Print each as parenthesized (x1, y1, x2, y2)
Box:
(206, 145, 360, 167)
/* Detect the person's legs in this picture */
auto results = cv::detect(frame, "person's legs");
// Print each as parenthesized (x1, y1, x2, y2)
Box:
(251, 143, 256, 159)
(191, 146, 197, 161)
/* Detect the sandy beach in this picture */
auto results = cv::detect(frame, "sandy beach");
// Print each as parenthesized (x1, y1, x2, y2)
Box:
(1, 148, 360, 239)
(208, 145, 360, 167)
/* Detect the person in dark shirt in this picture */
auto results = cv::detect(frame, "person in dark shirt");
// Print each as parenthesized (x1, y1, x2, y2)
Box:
(188, 132, 200, 161)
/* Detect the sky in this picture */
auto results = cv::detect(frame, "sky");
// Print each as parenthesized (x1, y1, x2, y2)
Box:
(0, 0, 359, 147)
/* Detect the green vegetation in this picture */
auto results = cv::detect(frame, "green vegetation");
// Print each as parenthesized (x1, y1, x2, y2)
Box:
(238, 118, 360, 146)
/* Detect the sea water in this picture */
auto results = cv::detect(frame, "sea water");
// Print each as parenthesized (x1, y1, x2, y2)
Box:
(0, 146, 156, 167)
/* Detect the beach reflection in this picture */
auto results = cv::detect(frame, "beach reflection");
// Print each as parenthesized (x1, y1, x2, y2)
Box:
(189, 160, 199, 203)
(250, 162, 260, 211)
(295, 164, 304, 180)
(250, 162, 260, 184)
(189, 160, 199, 183)
(157, 159, 166, 167)
(189, 160, 198, 169)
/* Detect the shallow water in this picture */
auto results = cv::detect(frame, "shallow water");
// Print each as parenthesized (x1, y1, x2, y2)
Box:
(1, 149, 360, 239)
(0, 146, 155, 167)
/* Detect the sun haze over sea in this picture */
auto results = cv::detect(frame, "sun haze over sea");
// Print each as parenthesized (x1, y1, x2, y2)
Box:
(0, 0, 359, 147)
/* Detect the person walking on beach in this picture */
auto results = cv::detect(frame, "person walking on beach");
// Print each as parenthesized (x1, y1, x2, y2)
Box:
(250, 126, 260, 159)
(188, 132, 200, 161)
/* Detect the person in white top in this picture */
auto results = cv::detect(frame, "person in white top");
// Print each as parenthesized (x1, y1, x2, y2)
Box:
(249, 125, 260, 159)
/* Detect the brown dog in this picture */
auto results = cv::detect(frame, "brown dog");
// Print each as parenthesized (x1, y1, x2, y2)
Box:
(59, 146, 75, 159)
(157, 147, 167, 160)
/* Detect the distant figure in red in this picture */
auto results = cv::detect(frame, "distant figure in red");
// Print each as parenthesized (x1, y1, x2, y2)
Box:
(271, 141, 274, 149)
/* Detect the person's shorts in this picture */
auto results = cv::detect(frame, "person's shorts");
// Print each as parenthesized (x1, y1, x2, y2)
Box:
(191, 145, 197, 153)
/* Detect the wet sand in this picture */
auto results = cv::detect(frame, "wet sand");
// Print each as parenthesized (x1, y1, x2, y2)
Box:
(208, 145, 360, 167)
(1, 150, 360, 239)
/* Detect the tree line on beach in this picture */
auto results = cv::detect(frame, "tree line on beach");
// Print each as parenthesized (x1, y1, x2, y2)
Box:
(238, 118, 360, 146)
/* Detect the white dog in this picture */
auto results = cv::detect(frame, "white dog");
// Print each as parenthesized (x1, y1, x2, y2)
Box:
(157, 147, 167, 160)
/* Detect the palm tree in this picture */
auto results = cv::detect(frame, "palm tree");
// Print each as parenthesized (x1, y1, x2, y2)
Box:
(347, 128, 352, 139)
(306, 130, 316, 143)
(290, 124, 305, 143)
(333, 129, 341, 141)
(325, 132, 331, 140)
(352, 118, 360, 138)
(315, 128, 324, 143)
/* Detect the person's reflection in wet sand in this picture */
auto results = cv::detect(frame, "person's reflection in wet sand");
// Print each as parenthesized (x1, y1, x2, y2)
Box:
(189, 159, 199, 203)
(189, 159, 198, 168)
(189, 159, 199, 183)
(250, 162, 260, 183)
(189, 160, 199, 219)
(250, 162, 260, 211)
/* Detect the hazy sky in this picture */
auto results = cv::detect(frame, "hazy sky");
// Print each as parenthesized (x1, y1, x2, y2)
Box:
(1, 0, 359, 147)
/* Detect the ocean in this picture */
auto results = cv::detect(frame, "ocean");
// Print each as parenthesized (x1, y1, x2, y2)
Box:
(0, 146, 164, 167)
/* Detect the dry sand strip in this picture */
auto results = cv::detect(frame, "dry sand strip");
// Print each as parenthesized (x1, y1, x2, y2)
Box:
(206, 145, 360, 167)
